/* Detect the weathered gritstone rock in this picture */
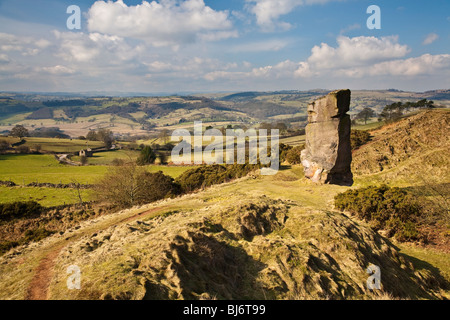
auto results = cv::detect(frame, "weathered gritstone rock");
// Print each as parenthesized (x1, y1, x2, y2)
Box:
(301, 89, 353, 186)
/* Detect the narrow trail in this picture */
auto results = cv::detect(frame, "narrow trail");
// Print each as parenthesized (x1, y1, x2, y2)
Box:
(24, 206, 166, 300)
(25, 245, 65, 300)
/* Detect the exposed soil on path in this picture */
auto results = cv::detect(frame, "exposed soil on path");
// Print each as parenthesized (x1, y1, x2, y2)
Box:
(25, 245, 66, 300)
(24, 206, 166, 300)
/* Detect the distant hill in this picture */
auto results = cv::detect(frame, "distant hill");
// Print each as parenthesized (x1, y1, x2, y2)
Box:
(0, 90, 448, 138)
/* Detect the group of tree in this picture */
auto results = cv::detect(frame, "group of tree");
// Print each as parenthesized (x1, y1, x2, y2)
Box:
(353, 99, 437, 125)
(379, 99, 435, 123)
(0, 140, 9, 154)
(135, 145, 168, 165)
(136, 145, 156, 165)
(8, 124, 72, 139)
(86, 128, 114, 148)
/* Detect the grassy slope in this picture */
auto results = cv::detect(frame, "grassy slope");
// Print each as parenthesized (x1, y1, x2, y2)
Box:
(0, 109, 448, 300)
(0, 164, 447, 299)
(41, 170, 447, 300)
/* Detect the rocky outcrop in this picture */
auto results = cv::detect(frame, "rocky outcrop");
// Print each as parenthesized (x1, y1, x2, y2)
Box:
(301, 89, 353, 186)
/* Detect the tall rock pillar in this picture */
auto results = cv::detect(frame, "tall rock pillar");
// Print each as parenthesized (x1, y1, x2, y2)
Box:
(300, 89, 353, 186)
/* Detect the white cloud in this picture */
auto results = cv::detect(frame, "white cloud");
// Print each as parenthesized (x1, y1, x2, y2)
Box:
(198, 30, 239, 42)
(0, 32, 50, 56)
(369, 54, 450, 76)
(40, 65, 76, 75)
(87, 0, 235, 46)
(308, 36, 410, 69)
(230, 38, 291, 52)
(54, 31, 139, 64)
(204, 59, 313, 81)
(422, 33, 439, 45)
(204, 35, 449, 87)
(245, 0, 341, 30)
(0, 54, 10, 64)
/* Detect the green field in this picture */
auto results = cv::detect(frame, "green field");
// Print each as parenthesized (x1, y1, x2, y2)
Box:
(71, 150, 141, 165)
(0, 154, 108, 184)
(0, 154, 192, 184)
(280, 134, 305, 146)
(0, 153, 193, 206)
(0, 186, 94, 207)
(3, 137, 104, 153)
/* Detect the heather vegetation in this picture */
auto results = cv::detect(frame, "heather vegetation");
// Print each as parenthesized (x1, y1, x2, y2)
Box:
(0, 201, 43, 221)
(175, 164, 259, 193)
(334, 185, 422, 241)
(350, 129, 371, 150)
(283, 144, 305, 165)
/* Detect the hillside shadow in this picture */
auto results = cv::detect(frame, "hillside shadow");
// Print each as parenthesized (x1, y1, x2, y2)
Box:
(398, 251, 450, 294)
(278, 165, 291, 171)
(383, 237, 450, 299)
(160, 232, 268, 300)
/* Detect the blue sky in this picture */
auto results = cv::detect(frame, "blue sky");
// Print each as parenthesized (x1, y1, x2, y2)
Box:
(0, 0, 449, 93)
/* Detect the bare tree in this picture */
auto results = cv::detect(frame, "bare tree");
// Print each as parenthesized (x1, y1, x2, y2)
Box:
(95, 162, 179, 209)
(158, 129, 170, 145)
(71, 179, 86, 212)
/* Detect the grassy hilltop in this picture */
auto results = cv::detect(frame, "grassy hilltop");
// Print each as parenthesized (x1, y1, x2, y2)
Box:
(0, 108, 448, 300)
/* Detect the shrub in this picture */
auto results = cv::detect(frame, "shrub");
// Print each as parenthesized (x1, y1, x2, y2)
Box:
(80, 155, 88, 166)
(279, 143, 292, 163)
(0, 241, 19, 255)
(0, 140, 9, 154)
(136, 171, 181, 203)
(175, 164, 258, 193)
(334, 185, 421, 241)
(0, 201, 43, 221)
(111, 158, 125, 166)
(285, 144, 305, 165)
(22, 229, 55, 243)
(16, 145, 30, 154)
(350, 130, 371, 150)
(136, 145, 156, 165)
